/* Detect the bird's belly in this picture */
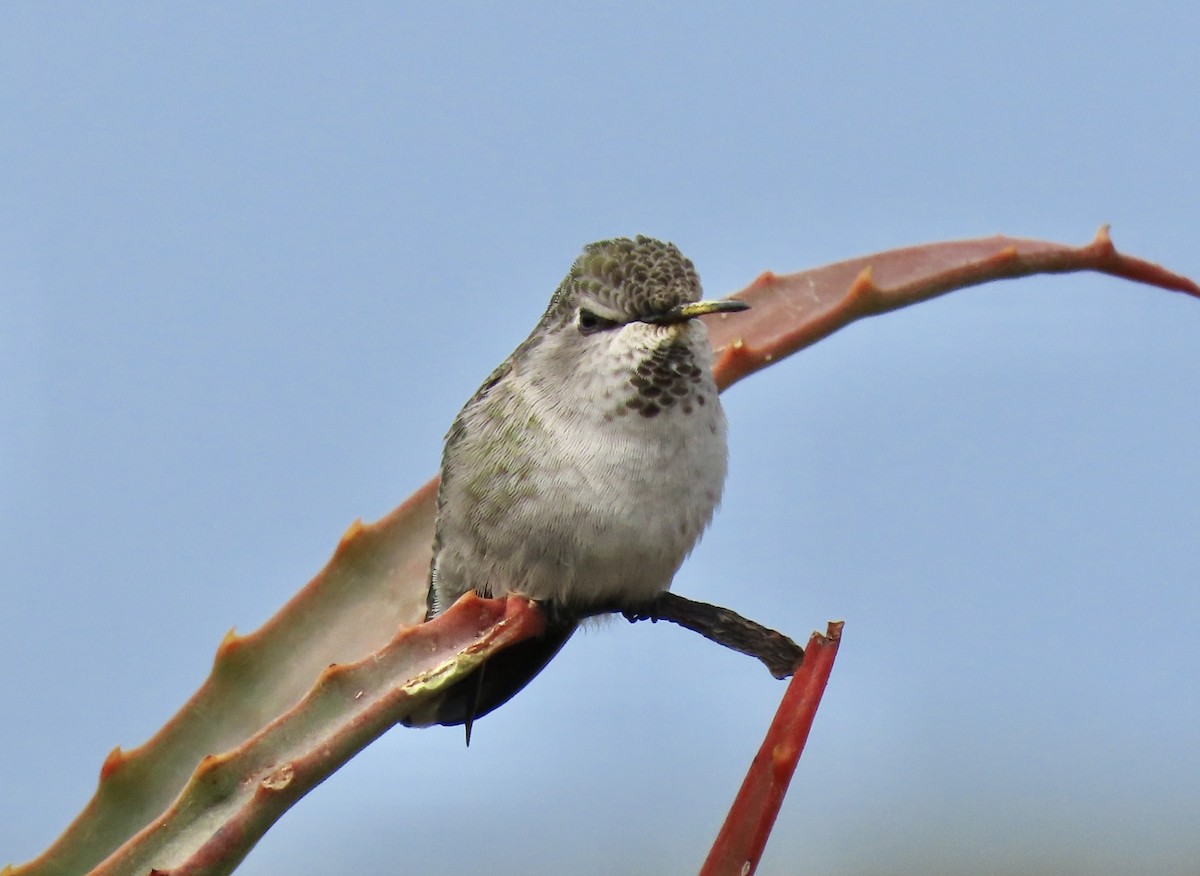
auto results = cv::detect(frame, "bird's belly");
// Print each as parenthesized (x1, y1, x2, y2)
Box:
(464, 402, 727, 608)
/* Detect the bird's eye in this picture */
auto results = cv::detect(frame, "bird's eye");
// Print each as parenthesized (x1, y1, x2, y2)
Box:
(577, 308, 618, 335)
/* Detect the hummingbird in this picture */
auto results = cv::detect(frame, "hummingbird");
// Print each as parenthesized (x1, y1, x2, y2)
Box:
(405, 236, 748, 736)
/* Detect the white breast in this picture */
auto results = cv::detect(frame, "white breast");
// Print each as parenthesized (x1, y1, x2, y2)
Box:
(431, 320, 727, 611)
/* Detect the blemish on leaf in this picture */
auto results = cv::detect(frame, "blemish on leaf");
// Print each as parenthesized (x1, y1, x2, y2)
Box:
(260, 763, 294, 792)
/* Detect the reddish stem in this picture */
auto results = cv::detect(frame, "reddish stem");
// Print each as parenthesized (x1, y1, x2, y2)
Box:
(699, 622, 843, 876)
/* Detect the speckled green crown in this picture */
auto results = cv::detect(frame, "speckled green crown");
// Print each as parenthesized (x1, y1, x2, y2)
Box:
(545, 236, 702, 322)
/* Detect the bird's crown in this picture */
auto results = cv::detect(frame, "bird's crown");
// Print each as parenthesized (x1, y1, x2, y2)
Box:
(545, 236, 702, 323)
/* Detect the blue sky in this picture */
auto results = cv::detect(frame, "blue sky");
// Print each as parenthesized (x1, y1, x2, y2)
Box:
(2, 4, 1198, 874)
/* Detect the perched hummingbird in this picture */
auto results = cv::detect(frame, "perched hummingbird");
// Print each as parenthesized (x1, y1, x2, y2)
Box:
(406, 236, 748, 734)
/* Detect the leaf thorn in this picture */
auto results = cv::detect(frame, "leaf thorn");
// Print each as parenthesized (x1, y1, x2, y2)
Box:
(846, 265, 879, 305)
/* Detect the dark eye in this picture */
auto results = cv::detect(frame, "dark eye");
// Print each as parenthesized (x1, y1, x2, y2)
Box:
(577, 308, 618, 335)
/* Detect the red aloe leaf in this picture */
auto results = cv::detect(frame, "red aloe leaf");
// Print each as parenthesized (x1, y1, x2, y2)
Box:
(105, 596, 538, 876)
(699, 622, 843, 876)
(7, 228, 1195, 876)
(703, 227, 1199, 390)
(5, 481, 441, 876)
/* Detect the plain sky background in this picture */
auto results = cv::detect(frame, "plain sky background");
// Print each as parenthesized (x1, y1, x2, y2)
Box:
(2, 4, 1198, 875)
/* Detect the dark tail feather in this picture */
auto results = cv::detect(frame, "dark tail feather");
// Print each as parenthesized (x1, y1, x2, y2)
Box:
(402, 620, 577, 740)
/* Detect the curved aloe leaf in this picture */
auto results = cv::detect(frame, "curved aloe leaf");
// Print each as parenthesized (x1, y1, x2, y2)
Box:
(7, 228, 1196, 876)
(703, 227, 1199, 386)
(90, 595, 542, 876)
(5, 480, 440, 876)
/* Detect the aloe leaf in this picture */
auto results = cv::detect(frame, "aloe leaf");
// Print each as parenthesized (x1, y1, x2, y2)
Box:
(7, 228, 1195, 876)
(704, 227, 1198, 389)
(700, 622, 843, 876)
(89, 595, 542, 876)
